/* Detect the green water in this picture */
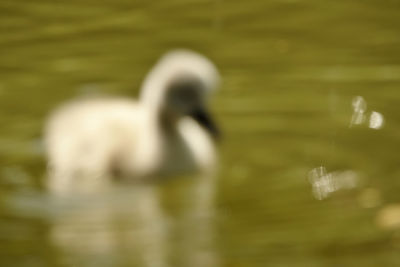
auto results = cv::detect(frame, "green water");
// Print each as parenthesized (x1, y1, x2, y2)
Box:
(1, 0, 400, 266)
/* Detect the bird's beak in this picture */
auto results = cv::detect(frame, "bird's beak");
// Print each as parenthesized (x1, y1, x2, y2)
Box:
(189, 109, 220, 140)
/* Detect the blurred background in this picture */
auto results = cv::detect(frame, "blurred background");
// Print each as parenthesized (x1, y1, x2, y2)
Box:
(1, 0, 400, 266)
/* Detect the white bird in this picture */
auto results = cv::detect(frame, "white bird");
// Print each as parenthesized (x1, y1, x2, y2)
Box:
(44, 50, 220, 194)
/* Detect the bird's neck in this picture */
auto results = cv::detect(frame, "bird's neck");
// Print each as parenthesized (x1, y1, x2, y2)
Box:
(146, 105, 181, 138)
(159, 109, 182, 136)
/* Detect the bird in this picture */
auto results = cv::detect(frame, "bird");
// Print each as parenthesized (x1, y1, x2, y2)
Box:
(44, 50, 220, 194)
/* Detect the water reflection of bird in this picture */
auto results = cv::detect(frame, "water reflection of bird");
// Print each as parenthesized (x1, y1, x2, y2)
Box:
(45, 50, 220, 193)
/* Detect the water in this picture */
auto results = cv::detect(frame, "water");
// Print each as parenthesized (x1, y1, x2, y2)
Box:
(1, 0, 400, 266)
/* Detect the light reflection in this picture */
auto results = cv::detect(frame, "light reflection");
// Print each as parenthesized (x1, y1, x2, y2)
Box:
(376, 204, 400, 230)
(369, 111, 384, 129)
(350, 96, 385, 130)
(308, 166, 359, 200)
(350, 96, 367, 126)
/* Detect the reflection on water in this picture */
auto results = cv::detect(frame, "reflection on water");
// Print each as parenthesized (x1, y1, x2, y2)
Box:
(5, 179, 218, 267)
(1, 0, 400, 266)
(350, 96, 368, 127)
(308, 166, 360, 200)
(376, 204, 400, 230)
(369, 111, 384, 130)
(48, 187, 168, 267)
(350, 96, 385, 129)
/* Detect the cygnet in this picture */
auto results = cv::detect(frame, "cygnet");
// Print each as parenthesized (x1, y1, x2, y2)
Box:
(44, 50, 220, 194)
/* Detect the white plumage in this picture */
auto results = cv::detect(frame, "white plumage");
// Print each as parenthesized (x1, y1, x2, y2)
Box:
(45, 50, 220, 194)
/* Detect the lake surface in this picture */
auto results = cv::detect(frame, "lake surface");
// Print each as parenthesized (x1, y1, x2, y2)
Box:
(1, 0, 400, 266)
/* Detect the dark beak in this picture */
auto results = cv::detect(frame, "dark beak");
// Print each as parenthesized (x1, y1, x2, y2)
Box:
(189, 109, 220, 140)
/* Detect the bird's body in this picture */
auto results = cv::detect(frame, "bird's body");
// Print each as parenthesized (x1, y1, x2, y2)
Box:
(44, 50, 219, 194)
